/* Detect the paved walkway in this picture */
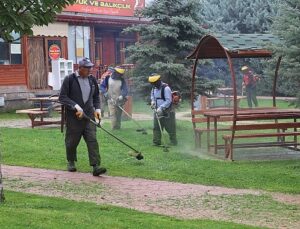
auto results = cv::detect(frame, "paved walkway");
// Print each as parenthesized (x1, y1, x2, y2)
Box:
(2, 165, 300, 229)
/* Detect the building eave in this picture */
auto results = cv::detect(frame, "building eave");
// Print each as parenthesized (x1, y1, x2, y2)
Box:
(56, 12, 151, 27)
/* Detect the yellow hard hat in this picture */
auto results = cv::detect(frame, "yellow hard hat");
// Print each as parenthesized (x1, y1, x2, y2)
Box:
(148, 74, 161, 83)
(241, 66, 249, 71)
(115, 67, 125, 74)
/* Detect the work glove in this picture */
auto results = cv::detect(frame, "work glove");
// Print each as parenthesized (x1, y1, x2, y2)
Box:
(117, 95, 127, 106)
(156, 107, 164, 117)
(94, 110, 101, 121)
(74, 104, 83, 119)
(150, 101, 155, 109)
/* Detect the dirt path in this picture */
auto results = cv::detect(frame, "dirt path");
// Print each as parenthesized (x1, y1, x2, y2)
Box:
(2, 165, 300, 229)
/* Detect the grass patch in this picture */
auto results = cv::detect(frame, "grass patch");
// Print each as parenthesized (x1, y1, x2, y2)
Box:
(1, 119, 300, 194)
(0, 111, 28, 119)
(239, 98, 293, 109)
(0, 191, 260, 229)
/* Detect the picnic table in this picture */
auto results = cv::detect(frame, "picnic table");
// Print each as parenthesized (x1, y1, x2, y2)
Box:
(203, 107, 300, 159)
(16, 96, 64, 132)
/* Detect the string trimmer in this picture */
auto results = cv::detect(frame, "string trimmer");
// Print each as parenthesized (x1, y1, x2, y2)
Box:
(83, 113, 144, 160)
(153, 108, 169, 152)
(111, 99, 147, 135)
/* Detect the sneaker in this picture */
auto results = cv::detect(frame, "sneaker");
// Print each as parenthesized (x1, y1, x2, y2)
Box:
(67, 161, 76, 172)
(92, 165, 107, 176)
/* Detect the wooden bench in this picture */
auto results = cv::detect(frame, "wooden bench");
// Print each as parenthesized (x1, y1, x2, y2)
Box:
(16, 108, 61, 129)
(192, 109, 233, 148)
(194, 127, 230, 148)
(223, 122, 300, 160)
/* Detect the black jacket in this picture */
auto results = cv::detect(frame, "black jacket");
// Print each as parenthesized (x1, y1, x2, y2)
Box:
(59, 73, 100, 119)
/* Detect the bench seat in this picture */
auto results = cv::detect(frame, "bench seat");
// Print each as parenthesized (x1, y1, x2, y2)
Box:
(16, 108, 62, 129)
(16, 109, 49, 115)
(194, 127, 230, 148)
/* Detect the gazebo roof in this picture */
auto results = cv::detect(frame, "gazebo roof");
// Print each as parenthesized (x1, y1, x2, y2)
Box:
(187, 34, 281, 59)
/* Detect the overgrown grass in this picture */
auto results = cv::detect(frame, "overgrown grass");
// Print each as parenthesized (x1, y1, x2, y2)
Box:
(1, 119, 300, 194)
(0, 191, 260, 229)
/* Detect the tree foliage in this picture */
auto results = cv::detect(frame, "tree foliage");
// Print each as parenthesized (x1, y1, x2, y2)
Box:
(0, 0, 75, 41)
(200, 0, 281, 96)
(201, 0, 280, 34)
(272, 0, 300, 104)
(124, 0, 206, 98)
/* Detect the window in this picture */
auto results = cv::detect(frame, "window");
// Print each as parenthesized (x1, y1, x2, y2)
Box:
(0, 32, 22, 65)
(68, 26, 90, 64)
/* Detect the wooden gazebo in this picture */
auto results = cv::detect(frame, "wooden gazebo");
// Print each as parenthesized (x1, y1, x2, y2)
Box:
(188, 34, 282, 109)
(187, 34, 300, 160)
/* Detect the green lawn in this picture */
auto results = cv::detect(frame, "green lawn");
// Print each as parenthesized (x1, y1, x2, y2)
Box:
(0, 110, 28, 119)
(239, 97, 292, 108)
(1, 119, 300, 194)
(0, 191, 260, 229)
(206, 97, 292, 109)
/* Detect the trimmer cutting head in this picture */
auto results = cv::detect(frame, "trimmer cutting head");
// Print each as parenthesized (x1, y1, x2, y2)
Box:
(135, 152, 144, 160)
(128, 151, 144, 160)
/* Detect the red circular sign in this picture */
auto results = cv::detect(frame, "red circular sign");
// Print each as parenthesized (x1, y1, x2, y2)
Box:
(49, 44, 61, 60)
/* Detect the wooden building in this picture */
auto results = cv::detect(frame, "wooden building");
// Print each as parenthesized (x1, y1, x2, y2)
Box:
(0, 0, 147, 110)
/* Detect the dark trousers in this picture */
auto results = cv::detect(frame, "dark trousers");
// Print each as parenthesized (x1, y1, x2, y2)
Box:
(65, 118, 100, 166)
(246, 86, 258, 108)
(153, 112, 177, 145)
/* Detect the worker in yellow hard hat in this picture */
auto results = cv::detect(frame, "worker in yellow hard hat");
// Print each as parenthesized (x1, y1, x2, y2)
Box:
(148, 73, 177, 146)
(241, 65, 260, 108)
(100, 66, 128, 129)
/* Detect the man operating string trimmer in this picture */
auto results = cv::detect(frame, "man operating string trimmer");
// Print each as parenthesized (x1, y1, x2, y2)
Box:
(100, 66, 128, 130)
(149, 74, 178, 147)
(59, 57, 106, 176)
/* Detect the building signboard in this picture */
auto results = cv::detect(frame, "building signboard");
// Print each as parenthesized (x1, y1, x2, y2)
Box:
(64, 0, 145, 17)
(49, 44, 61, 60)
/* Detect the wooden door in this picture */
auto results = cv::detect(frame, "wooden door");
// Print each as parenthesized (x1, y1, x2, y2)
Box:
(28, 37, 47, 89)
(102, 33, 115, 66)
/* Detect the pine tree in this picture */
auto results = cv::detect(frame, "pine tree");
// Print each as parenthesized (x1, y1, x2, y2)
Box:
(272, 0, 300, 104)
(201, 0, 280, 96)
(202, 0, 280, 34)
(124, 0, 206, 97)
